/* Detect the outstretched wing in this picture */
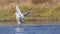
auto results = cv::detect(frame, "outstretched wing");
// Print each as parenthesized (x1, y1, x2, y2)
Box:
(23, 10, 32, 16)
(15, 6, 21, 19)
(16, 6, 21, 14)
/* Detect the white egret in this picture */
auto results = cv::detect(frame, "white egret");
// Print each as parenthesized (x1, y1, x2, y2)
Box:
(15, 6, 31, 25)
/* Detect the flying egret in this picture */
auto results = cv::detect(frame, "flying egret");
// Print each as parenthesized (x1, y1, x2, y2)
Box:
(15, 6, 31, 25)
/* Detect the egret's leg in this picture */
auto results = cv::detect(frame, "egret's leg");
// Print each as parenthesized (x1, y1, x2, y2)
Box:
(17, 21, 21, 25)
(16, 19, 21, 25)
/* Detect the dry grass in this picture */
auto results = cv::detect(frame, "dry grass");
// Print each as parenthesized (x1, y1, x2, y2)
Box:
(0, 0, 60, 24)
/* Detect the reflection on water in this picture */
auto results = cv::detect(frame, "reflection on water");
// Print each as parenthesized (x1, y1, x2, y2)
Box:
(15, 27, 24, 32)
(15, 27, 24, 34)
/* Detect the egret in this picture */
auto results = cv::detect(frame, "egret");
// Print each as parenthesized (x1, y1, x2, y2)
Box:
(15, 6, 31, 25)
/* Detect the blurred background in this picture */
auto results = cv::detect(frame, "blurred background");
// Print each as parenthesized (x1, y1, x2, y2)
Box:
(0, 0, 60, 25)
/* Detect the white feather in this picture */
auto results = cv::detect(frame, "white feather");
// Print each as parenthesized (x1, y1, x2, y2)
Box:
(15, 6, 32, 24)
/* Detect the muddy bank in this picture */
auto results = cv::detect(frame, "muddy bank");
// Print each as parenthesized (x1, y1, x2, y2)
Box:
(0, 17, 60, 23)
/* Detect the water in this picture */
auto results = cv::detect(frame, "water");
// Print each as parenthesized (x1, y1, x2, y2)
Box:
(0, 25, 60, 34)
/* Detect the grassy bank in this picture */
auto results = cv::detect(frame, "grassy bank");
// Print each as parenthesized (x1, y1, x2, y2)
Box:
(0, 4, 60, 19)
(0, 0, 60, 24)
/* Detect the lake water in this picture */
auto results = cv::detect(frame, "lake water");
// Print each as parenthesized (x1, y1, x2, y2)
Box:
(0, 24, 60, 34)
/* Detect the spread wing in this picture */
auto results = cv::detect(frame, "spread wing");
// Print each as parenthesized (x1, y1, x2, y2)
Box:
(16, 6, 21, 14)
(23, 10, 32, 17)
(15, 6, 21, 19)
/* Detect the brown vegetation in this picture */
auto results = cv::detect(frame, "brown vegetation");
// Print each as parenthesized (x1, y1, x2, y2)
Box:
(0, 0, 60, 25)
